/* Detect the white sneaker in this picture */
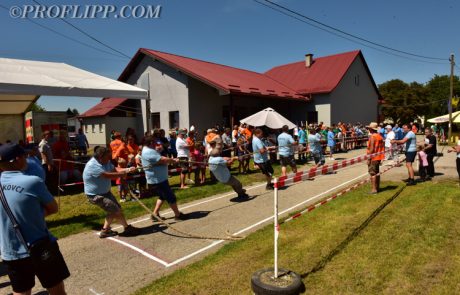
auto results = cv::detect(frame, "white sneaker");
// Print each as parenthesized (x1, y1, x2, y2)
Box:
(120, 198, 127, 203)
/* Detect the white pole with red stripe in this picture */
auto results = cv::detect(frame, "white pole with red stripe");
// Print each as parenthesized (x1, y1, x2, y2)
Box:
(274, 177, 279, 278)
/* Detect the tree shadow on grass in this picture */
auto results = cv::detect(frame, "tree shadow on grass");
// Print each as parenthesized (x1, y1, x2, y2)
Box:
(47, 213, 102, 231)
(300, 185, 406, 279)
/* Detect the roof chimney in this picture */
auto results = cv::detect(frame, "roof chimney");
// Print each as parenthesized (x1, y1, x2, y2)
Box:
(305, 53, 313, 68)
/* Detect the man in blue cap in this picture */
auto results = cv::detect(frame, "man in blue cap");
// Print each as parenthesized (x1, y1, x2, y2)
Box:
(0, 143, 70, 295)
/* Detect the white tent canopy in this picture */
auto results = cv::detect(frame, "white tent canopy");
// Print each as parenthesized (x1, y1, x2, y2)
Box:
(427, 111, 460, 123)
(240, 107, 296, 129)
(0, 57, 148, 115)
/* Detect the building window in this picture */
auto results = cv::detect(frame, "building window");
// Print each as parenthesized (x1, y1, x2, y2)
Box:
(354, 74, 360, 86)
(151, 112, 160, 129)
(84, 124, 88, 133)
(169, 111, 179, 129)
(307, 111, 318, 124)
(91, 124, 95, 133)
(99, 123, 103, 133)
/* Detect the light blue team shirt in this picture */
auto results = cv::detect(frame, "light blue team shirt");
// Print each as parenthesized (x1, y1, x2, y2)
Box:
(298, 129, 307, 144)
(141, 146, 168, 185)
(0, 171, 55, 260)
(208, 156, 231, 183)
(404, 131, 417, 152)
(83, 157, 114, 195)
(24, 156, 46, 181)
(327, 131, 336, 147)
(308, 133, 322, 154)
(277, 132, 295, 157)
(252, 136, 268, 164)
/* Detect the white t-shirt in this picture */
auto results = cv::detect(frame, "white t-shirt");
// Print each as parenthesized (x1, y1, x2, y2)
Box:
(385, 130, 395, 148)
(176, 137, 190, 158)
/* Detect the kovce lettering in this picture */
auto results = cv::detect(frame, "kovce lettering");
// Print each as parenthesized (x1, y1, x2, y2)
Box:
(2, 184, 25, 193)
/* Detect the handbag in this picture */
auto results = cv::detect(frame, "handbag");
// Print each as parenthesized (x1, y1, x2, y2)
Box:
(0, 180, 57, 265)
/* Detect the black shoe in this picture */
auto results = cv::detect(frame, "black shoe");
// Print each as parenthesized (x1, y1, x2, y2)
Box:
(406, 179, 416, 186)
(237, 193, 249, 199)
(174, 212, 188, 221)
(119, 225, 142, 237)
(266, 184, 274, 190)
(402, 178, 411, 183)
(99, 228, 118, 238)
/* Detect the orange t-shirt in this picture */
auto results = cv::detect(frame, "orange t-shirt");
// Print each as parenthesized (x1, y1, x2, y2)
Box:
(367, 133, 384, 161)
(110, 139, 123, 159)
(186, 137, 195, 153)
(126, 143, 139, 156)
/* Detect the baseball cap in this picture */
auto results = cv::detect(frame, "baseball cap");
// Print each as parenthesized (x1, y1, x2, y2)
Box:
(0, 143, 26, 162)
(178, 129, 187, 135)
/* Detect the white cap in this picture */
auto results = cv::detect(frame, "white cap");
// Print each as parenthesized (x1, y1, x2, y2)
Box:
(385, 125, 392, 129)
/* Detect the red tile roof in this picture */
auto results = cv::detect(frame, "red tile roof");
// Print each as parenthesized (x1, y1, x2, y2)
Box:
(79, 97, 126, 117)
(265, 50, 361, 94)
(140, 49, 305, 100)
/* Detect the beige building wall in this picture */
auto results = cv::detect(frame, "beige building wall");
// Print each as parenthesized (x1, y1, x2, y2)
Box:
(82, 117, 107, 146)
(330, 57, 379, 124)
(127, 57, 190, 130)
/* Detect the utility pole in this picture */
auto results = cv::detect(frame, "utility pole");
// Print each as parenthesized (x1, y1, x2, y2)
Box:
(448, 54, 454, 143)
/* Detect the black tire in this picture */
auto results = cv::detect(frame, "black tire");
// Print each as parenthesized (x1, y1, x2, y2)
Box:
(251, 268, 303, 295)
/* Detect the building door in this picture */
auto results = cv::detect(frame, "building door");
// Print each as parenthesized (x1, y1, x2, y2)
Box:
(169, 111, 179, 129)
(307, 111, 318, 124)
(151, 112, 160, 129)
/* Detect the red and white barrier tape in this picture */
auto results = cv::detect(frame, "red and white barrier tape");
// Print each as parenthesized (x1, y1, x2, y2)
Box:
(282, 159, 402, 224)
(273, 150, 386, 187)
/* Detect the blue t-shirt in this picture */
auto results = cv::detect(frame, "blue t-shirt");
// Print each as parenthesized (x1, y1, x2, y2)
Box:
(252, 136, 268, 163)
(76, 133, 87, 147)
(208, 156, 231, 183)
(327, 131, 336, 147)
(298, 129, 307, 144)
(404, 131, 417, 152)
(393, 127, 403, 140)
(308, 134, 322, 154)
(277, 132, 295, 157)
(0, 171, 55, 260)
(141, 146, 168, 185)
(83, 157, 114, 195)
(24, 156, 46, 181)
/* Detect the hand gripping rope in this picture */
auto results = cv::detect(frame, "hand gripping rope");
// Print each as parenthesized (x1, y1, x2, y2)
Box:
(126, 190, 244, 241)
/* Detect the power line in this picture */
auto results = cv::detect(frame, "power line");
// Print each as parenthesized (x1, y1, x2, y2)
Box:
(0, 4, 127, 60)
(32, 0, 131, 59)
(254, 0, 448, 62)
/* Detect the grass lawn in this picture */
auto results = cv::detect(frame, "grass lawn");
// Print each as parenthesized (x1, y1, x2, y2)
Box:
(46, 159, 310, 238)
(133, 179, 460, 295)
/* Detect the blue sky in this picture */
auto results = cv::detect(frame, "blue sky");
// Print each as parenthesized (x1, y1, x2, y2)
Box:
(1, 0, 458, 113)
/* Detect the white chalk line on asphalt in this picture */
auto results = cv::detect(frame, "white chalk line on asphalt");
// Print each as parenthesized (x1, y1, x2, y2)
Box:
(111, 182, 268, 230)
(106, 236, 170, 267)
(165, 172, 369, 268)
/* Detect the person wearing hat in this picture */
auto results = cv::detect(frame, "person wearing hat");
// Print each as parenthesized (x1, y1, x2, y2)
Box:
(142, 136, 188, 221)
(0, 143, 70, 294)
(391, 124, 417, 185)
(366, 122, 385, 194)
(384, 124, 396, 162)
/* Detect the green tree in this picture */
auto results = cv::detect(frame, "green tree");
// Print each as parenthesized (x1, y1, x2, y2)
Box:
(379, 79, 420, 124)
(27, 103, 46, 112)
(72, 108, 79, 115)
(425, 75, 460, 117)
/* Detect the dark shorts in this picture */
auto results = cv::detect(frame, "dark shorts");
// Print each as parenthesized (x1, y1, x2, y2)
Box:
(256, 161, 274, 176)
(312, 152, 325, 165)
(178, 157, 189, 174)
(4, 242, 70, 293)
(87, 191, 121, 214)
(147, 181, 177, 204)
(368, 160, 381, 176)
(405, 151, 417, 163)
(279, 155, 296, 167)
